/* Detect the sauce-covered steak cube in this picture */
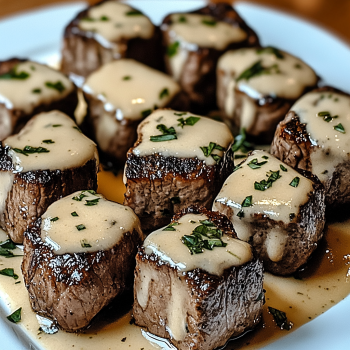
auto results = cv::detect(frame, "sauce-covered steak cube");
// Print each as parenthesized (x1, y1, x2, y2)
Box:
(123, 108, 234, 233)
(0, 110, 98, 243)
(161, 3, 259, 112)
(133, 206, 263, 350)
(213, 150, 325, 275)
(22, 190, 143, 332)
(0, 59, 78, 140)
(217, 47, 318, 143)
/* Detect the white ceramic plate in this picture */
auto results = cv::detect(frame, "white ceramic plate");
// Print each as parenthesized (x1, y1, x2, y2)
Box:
(0, 1, 349, 349)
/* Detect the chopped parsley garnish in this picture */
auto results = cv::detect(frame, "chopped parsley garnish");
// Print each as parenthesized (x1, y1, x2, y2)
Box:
(73, 126, 82, 133)
(0, 66, 29, 80)
(7, 308, 22, 324)
(100, 15, 109, 21)
(162, 222, 179, 231)
(0, 248, 16, 258)
(52, 124, 62, 127)
(123, 75, 131, 80)
(262, 155, 269, 159)
(227, 250, 241, 260)
(280, 164, 287, 172)
(200, 142, 225, 157)
(256, 46, 284, 59)
(254, 170, 281, 191)
(317, 111, 338, 123)
(170, 197, 181, 204)
(72, 193, 88, 201)
(85, 198, 100, 206)
(13, 146, 50, 156)
(141, 109, 152, 118)
(178, 15, 187, 23)
(181, 219, 227, 255)
(231, 128, 254, 154)
(50, 217, 59, 222)
(159, 88, 169, 99)
(81, 240, 92, 248)
(236, 60, 280, 82)
(71, 211, 78, 217)
(247, 158, 268, 169)
(237, 195, 253, 218)
(150, 124, 177, 142)
(76, 224, 86, 231)
(268, 307, 293, 330)
(0, 268, 18, 280)
(294, 63, 302, 69)
(289, 177, 300, 187)
(0, 239, 16, 250)
(32, 88, 41, 94)
(125, 10, 143, 16)
(167, 41, 180, 57)
(211, 154, 222, 164)
(42, 139, 54, 144)
(174, 112, 187, 116)
(177, 116, 200, 128)
(234, 154, 246, 159)
(334, 123, 345, 133)
(202, 18, 217, 26)
(45, 81, 65, 93)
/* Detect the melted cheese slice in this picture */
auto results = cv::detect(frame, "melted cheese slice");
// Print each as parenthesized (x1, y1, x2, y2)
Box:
(213, 150, 314, 242)
(144, 213, 252, 275)
(291, 91, 350, 182)
(78, 1, 154, 43)
(218, 48, 317, 120)
(133, 109, 233, 166)
(83, 59, 180, 120)
(0, 61, 74, 114)
(4, 111, 98, 173)
(41, 190, 142, 255)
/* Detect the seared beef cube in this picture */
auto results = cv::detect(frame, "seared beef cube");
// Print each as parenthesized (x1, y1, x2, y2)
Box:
(271, 87, 350, 212)
(0, 59, 77, 140)
(217, 47, 318, 143)
(213, 150, 325, 275)
(61, 0, 163, 80)
(22, 190, 143, 332)
(133, 206, 263, 350)
(160, 3, 259, 113)
(0, 110, 98, 243)
(82, 59, 187, 167)
(124, 109, 234, 233)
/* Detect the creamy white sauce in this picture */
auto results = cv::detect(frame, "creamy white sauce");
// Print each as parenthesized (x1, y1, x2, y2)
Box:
(78, 1, 154, 44)
(218, 48, 317, 118)
(41, 190, 142, 254)
(144, 213, 252, 275)
(213, 150, 314, 245)
(290, 91, 350, 182)
(0, 172, 14, 229)
(133, 109, 233, 166)
(83, 59, 180, 121)
(4, 111, 98, 172)
(265, 228, 288, 262)
(0, 61, 74, 115)
(95, 111, 120, 152)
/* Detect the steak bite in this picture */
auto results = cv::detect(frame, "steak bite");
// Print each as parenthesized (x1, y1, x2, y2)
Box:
(133, 206, 263, 350)
(22, 190, 143, 332)
(160, 3, 259, 112)
(217, 47, 318, 143)
(61, 0, 163, 80)
(82, 59, 186, 167)
(123, 109, 234, 233)
(271, 87, 350, 212)
(0, 60, 78, 140)
(0, 110, 98, 243)
(213, 150, 325, 275)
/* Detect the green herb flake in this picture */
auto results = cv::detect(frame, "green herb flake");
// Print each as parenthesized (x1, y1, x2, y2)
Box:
(262, 155, 269, 159)
(125, 10, 143, 16)
(85, 198, 100, 206)
(100, 15, 109, 21)
(178, 15, 187, 23)
(234, 154, 247, 159)
(71, 211, 78, 217)
(280, 164, 287, 172)
(0, 248, 15, 258)
(174, 112, 187, 116)
(150, 124, 177, 142)
(334, 123, 345, 134)
(294, 63, 302, 69)
(13, 146, 50, 156)
(268, 307, 292, 330)
(177, 116, 200, 128)
(7, 308, 22, 324)
(255, 170, 282, 191)
(202, 18, 217, 26)
(241, 195, 253, 207)
(200, 142, 225, 157)
(45, 81, 65, 93)
(256, 46, 284, 59)
(211, 154, 222, 164)
(289, 177, 300, 188)
(0, 239, 16, 250)
(72, 192, 87, 201)
(0, 67, 29, 80)
(236, 60, 280, 82)
(32, 88, 41, 94)
(81, 239, 92, 248)
(123, 75, 131, 81)
(163, 222, 179, 231)
(73, 126, 82, 133)
(76, 224, 86, 231)
(167, 41, 180, 57)
(247, 158, 268, 169)
(42, 139, 54, 144)
(52, 124, 62, 127)
(231, 128, 254, 154)
(170, 197, 181, 204)
(227, 250, 241, 260)
(50, 217, 59, 222)
(141, 109, 152, 119)
(159, 88, 169, 99)
(0, 268, 18, 280)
